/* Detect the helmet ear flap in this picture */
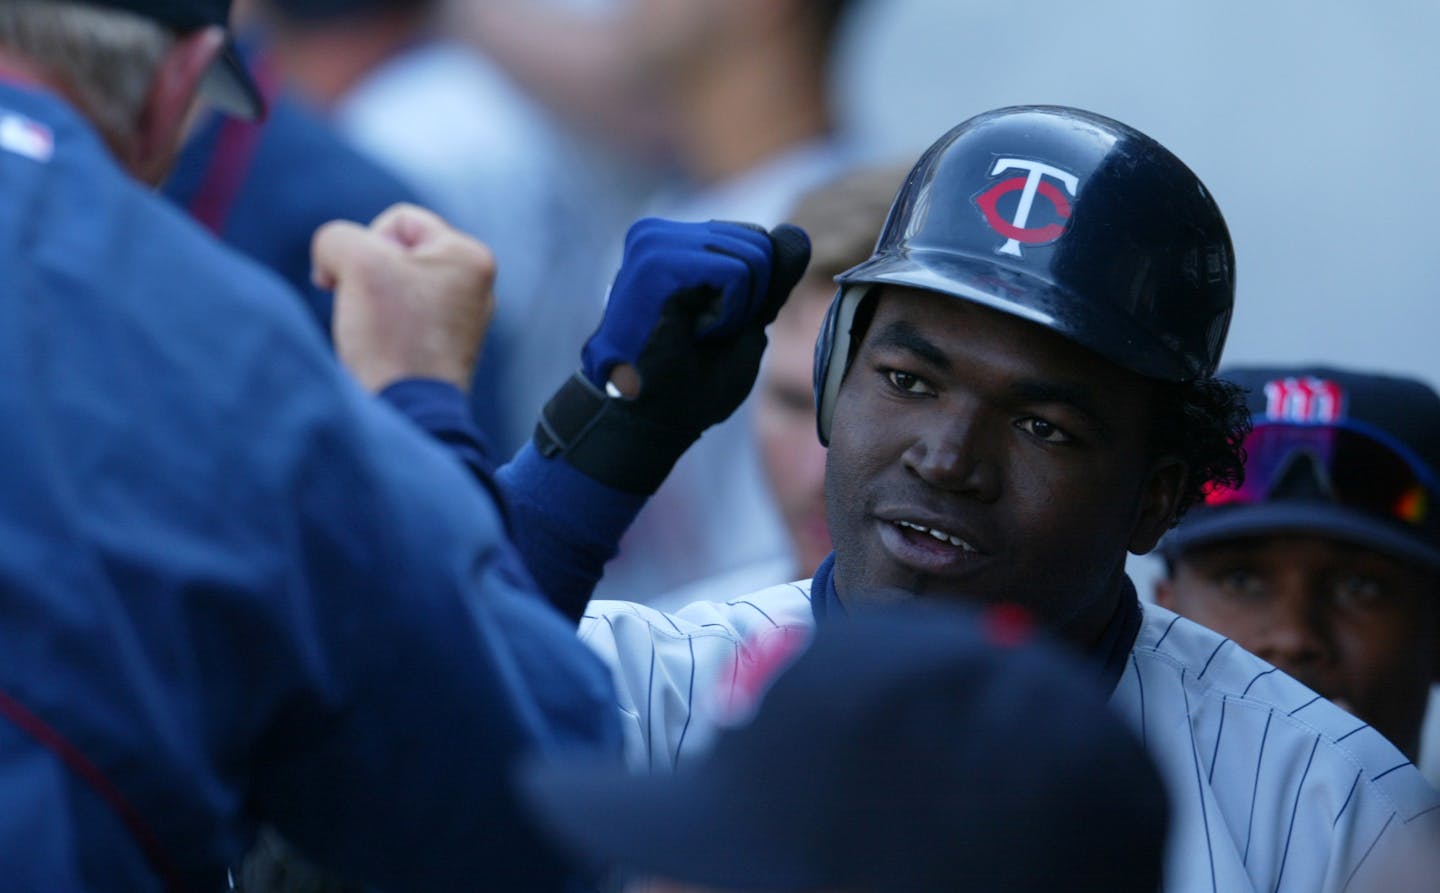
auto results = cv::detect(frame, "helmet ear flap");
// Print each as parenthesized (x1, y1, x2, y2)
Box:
(813, 283, 878, 446)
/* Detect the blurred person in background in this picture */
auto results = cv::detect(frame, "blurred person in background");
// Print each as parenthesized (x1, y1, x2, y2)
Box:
(1156, 366, 1440, 765)
(256, 0, 650, 453)
(603, 0, 865, 603)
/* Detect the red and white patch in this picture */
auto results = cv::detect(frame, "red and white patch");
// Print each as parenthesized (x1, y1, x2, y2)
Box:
(712, 626, 812, 728)
(0, 111, 53, 163)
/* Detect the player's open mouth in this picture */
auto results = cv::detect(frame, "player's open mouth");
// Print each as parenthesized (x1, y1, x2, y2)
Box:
(872, 507, 991, 575)
(894, 519, 977, 552)
(876, 517, 989, 575)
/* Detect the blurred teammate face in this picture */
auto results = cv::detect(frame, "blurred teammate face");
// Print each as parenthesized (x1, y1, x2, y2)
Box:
(1157, 535, 1440, 759)
(624, 0, 732, 77)
(754, 277, 833, 577)
(824, 287, 1181, 645)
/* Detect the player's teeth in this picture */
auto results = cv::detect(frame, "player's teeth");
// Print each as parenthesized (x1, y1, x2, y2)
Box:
(897, 520, 973, 552)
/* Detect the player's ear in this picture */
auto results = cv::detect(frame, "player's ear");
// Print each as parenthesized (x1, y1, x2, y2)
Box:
(129, 26, 225, 185)
(1127, 455, 1186, 557)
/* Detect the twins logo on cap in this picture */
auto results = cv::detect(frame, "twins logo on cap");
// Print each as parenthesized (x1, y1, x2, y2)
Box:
(1263, 376, 1346, 424)
(972, 158, 1078, 257)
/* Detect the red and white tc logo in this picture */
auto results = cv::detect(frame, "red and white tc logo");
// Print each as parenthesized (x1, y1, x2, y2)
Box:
(973, 158, 1078, 257)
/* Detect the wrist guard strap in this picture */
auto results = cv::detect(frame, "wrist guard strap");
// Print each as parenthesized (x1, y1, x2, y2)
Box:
(534, 372, 696, 495)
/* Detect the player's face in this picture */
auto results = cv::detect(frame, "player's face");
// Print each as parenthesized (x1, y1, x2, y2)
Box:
(1157, 535, 1440, 759)
(754, 278, 833, 577)
(824, 287, 1182, 646)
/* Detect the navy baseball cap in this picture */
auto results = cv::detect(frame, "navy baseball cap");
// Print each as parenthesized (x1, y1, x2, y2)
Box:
(1161, 366, 1440, 571)
(519, 605, 1169, 893)
(83, 0, 264, 120)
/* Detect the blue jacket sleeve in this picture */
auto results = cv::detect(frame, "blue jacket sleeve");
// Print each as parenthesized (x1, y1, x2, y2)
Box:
(247, 373, 625, 893)
(380, 379, 646, 624)
(497, 443, 647, 623)
(379, 378, 505, 503)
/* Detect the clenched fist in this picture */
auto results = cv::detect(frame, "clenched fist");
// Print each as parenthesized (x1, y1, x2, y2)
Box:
(313, 203, 495, 394)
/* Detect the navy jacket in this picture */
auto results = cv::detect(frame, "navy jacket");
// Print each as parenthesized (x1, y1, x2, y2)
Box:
(0, 81, 619, 892)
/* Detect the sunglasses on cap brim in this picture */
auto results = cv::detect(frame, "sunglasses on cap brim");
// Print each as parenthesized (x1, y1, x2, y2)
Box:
(1203, 421, 1437, 528)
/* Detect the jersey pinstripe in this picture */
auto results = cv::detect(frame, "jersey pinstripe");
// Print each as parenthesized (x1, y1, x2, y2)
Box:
(580, 582, 815, 772)
(580, 584, 1440, 892)
(1116, 606, 1438, 891)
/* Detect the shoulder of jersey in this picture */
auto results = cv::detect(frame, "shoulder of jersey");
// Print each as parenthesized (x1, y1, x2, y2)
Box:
(583, 579, 816, 643)
(1133, 602, 1440, 820)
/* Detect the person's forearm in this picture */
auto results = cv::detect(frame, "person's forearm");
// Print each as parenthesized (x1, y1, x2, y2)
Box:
(380, 378, 642, 621)
(378, 378, 507, 512)
(497, 443, 646, 623)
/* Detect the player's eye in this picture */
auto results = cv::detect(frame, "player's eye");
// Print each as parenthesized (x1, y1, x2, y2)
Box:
(1333, 574, 1386, 610)
(1015, 417, 1071, 444)
(1217, 568, 1267, 600)
(884, 368, 934, 396)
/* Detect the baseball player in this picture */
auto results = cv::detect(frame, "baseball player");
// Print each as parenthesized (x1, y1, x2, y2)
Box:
(355, 108, 1440, 890)
(1155, 366, 1440, 764)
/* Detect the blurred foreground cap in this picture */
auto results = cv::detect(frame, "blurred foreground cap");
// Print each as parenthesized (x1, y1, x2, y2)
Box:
(520, 604, 1169, 893)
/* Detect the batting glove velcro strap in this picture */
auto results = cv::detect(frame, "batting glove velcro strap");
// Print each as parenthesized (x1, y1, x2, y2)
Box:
(534, 371, 696, 495)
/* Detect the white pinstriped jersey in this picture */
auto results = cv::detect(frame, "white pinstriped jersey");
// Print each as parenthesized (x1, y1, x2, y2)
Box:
(580, 581, 1440, 893)
(580, 581, 816, 774)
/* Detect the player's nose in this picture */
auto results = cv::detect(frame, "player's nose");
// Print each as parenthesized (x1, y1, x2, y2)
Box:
(1248, 584, 1334, 674)
(902, 408, 999, 501)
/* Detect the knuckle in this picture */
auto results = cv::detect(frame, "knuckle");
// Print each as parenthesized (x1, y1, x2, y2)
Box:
(461, 240, 497, 288)
(311, 220, 343, 252)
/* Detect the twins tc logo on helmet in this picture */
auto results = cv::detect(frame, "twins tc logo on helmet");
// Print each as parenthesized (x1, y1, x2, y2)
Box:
(973, 158, 1078, 257)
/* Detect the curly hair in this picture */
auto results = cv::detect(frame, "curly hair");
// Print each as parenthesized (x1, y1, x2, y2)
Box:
(1150, 376, 1252, 523)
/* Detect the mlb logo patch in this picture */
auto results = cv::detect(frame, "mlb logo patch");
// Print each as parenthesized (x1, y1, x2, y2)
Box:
(1, 110, 54, 163)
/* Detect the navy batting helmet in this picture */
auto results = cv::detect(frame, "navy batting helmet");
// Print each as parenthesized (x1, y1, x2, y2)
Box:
(813, 105, 1235, 444)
